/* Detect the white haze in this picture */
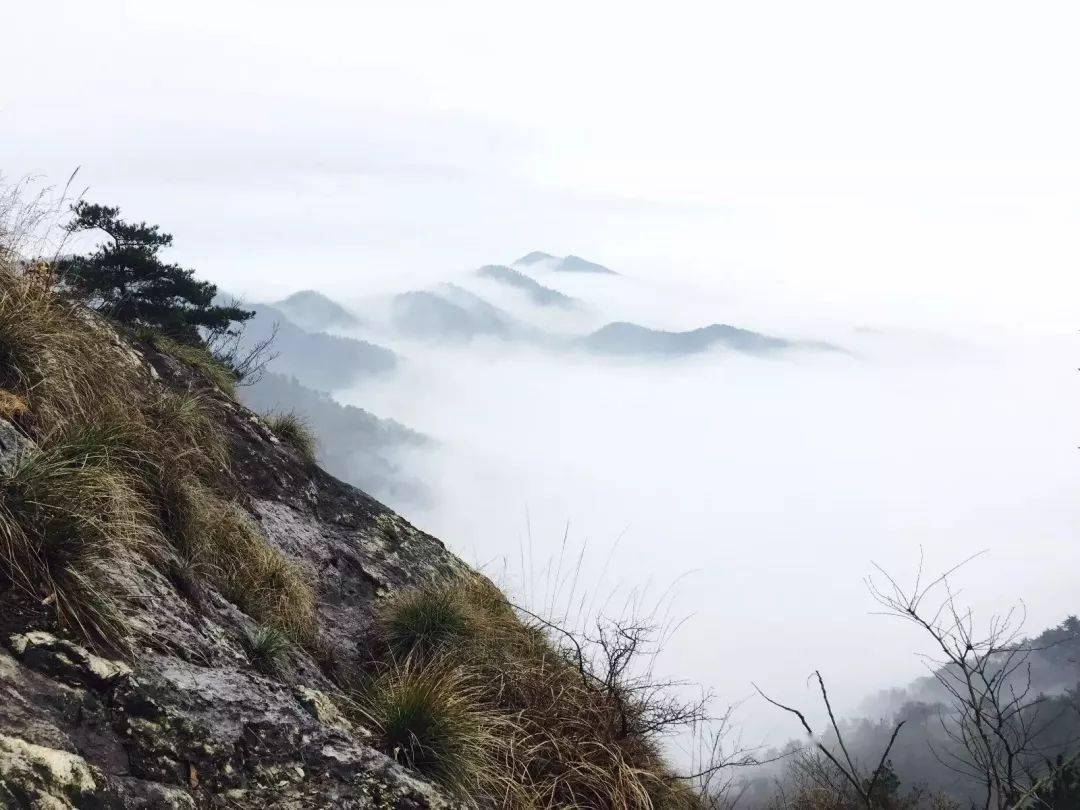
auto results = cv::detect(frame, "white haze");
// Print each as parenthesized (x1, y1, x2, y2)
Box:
(335, 267, 1079, 746)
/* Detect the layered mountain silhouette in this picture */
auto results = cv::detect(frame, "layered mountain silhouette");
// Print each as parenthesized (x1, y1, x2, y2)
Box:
(514, 252, 618, 274)
(391, 283, 527, 341)
(239, 303, 396, 390)
(475, 265, 577, 308)
(581, 322, 795, 356)
(272, 289, 359, 331)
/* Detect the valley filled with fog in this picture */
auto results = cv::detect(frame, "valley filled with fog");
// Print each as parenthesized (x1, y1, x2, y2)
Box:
(244, 253, 1078, 751)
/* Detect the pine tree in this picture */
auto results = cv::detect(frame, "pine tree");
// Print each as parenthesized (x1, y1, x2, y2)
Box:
(56, 202, 252, 343)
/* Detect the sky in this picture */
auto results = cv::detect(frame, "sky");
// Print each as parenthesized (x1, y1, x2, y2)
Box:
(3, 1, 1080, 331)
(3, 0, 1079, 752)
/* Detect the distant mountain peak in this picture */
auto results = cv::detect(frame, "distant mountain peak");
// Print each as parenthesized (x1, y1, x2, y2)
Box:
(513, 252, 618, 275)
(582, 321, 793, 356)
(391, 286, 518, 341)
(273, 289, 359, 329)
(515, 251, 559, 265)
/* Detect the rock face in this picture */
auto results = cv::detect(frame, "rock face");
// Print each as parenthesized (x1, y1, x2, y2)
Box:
(0, 344, 470, 807)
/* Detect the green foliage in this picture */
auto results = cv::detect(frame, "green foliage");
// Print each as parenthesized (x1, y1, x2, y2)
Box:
(264, 410, 318, 464)
(56, 201, 252, 343)
(245, 624, 291, 676)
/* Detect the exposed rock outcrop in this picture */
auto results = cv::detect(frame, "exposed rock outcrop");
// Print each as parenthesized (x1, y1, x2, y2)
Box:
(0, 339, 470, 808)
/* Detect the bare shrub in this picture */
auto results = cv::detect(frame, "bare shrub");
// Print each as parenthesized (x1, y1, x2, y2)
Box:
(867, 554, 1080, 809)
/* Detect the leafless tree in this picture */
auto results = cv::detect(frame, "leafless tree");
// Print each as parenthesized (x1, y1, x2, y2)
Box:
(510, 598, 780, 803)
(755, 670, 907, 809)
(867, 552, 1080, 810)
(203, 315, 278, 387)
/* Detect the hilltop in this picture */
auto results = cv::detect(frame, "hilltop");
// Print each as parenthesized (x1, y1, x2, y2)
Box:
(582, 321, 793, 355)
(272, 289, 360, 331)
(513, 252, 618, 274)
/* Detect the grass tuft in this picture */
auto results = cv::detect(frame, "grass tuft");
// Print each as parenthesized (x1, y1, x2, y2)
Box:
(264, 411, 318, 464)
(147, 390, 229, 474)
(354, 661, 513, 798)
(245, 624, 290, 676)
(377, 583, 481, 661)
(0, 389, 27, 420)
(0, 426, 165, 649)
(150, 334, 239, 396)
(357, 575, 691, 808)
(171, 480, 316, 645)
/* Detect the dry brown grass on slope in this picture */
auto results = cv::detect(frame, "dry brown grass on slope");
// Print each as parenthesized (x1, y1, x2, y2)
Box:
(264, 410, 318, 464)
(352, 659, 526, 802)
(0, 424, 165, 649)
(170, 479, 316, 645)
(358, 575, 700, 809)
(141, 332, 240, 397)
(0, 261, 315, 652)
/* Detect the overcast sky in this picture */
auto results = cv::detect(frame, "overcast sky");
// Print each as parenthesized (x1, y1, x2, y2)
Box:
(3, 1, 1079, 330)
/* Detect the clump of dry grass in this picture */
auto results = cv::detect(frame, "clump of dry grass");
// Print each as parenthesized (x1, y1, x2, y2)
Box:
(0, 424, 165, 648)
(375, 581, 482, 661)
(264, 410, 318, 464)
(146, 390, 230, 475)
(146, 333, 240, 397)
(168, 479, 316, 644)
(0, 389, 28, 420)
(352, 660, 520, 799)
(0, 257, 317, 652)
(358, 575, 694, 808)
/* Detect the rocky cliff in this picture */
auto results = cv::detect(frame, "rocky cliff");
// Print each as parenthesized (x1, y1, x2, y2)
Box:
(0, 336, 468, 808)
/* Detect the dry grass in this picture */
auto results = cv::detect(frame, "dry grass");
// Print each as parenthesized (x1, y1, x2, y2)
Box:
(147, 333, 240, 397)
(375, 581, 481, 661)
(0, 425, 165, 648)
(167, 477, 316, 645)
(264, 410, 318, 464)
(358, 575, 695, 808)
(0, 389, 27, 420)
(0, 257, 316, 652)
(353, 661, 518, 798)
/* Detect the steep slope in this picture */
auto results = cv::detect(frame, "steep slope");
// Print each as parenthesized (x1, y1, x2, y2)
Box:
(0, 282, 465, 807)
(239, 371, 427, 506)
(0, 267, 701, 809)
